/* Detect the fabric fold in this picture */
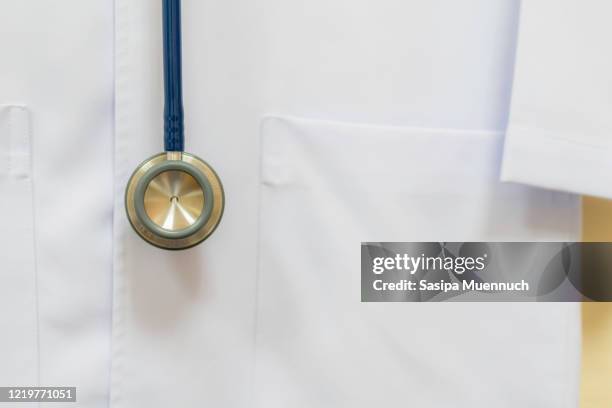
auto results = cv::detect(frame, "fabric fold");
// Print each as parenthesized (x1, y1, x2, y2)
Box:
(503, 0, 612, 198)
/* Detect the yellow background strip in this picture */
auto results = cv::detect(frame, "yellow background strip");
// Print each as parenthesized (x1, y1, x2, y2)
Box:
(581, 197, 612, 407)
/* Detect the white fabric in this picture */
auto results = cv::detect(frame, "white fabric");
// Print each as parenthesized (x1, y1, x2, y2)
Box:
(0, 106, 38, 404)
(502, 0, 612, 198)
(0, 2, 114, 407)
(256, 116, 581, 407)
(0, 0, 591, 407)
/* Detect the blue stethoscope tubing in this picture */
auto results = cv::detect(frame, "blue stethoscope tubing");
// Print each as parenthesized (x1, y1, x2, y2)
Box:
(163, 0, 185, 152)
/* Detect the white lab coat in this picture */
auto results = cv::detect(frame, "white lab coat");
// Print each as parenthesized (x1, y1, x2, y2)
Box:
(2, 0, 608, 407)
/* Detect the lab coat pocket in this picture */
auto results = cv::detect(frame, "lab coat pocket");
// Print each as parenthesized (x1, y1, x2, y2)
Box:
(255, 116, 581, 408)
(0, 105, 38, 388)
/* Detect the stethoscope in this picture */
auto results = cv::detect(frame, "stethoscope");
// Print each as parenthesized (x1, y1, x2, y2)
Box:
(125, 0, 224, 250)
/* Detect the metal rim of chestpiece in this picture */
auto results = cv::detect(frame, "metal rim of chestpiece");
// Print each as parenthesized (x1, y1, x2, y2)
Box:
(125, 152, 224, 250)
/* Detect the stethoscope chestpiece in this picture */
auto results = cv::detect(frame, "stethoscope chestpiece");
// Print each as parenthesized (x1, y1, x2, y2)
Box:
(126, 0, 224, 250)
(125, 151, 224, 250)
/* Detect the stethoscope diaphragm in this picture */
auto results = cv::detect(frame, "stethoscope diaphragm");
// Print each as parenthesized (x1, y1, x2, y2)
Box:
(126, 152, 224, 250)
